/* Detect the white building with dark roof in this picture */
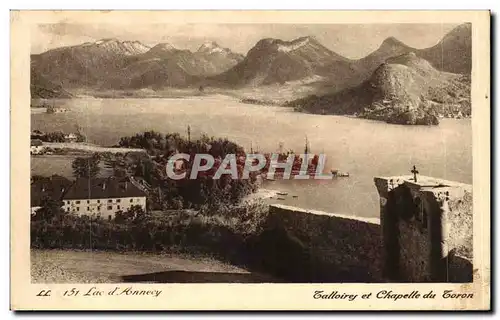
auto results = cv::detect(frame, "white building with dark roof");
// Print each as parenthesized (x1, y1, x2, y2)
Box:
(62, 176, 147, 219)
(64, 133, 78, 143)
(30, 139, 46, 155)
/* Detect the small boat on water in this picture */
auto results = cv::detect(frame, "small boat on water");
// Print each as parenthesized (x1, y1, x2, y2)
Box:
(292, 195, 298, 198)
(276, 192, 288, 196)
(331, 169, 350, 178)
(45, 105, 69, 114)
(277, 197, 286, 200)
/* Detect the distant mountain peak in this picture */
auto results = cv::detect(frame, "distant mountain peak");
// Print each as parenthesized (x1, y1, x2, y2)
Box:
(85, 38, 150, 55)
(215, 35, 349, 86)
(95, 38, 119, 45)
(198, 41, 225, 54)
(418, 22, 471, 74)
(277, 37, 313, 52)
(297, 35, 318, 42)
(150, 43, 177, 52)
(441, 22, 472, 42)
(381, 36, 407, 48)
(454, 22, 472, 32)
(253, 36, 321, 53)
(201, 40, 219, 47)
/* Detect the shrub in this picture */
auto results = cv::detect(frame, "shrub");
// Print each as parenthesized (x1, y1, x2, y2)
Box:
(31, 201, 270, 263)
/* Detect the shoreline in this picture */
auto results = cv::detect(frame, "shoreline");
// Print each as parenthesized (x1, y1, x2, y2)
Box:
(41, 142, 145, 154)
(31, 94, 471, 124)
(242, 188, 280, 203)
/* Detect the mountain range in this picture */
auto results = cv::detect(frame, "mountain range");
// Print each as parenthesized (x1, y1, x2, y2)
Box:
(31, 39, 244, 96)
(349, 23, 471, 85)
(31, 23, 472, 118)
(282, 23, 471, 124)
(286, 52, 470, 124)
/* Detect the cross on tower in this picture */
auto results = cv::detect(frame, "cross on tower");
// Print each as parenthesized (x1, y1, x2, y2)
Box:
(411, 165, 419, 183)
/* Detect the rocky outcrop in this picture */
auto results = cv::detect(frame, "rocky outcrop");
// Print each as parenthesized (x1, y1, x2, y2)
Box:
(286, 52, 470, 125)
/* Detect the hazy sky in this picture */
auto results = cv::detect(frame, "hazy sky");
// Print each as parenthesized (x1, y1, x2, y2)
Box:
(31, 23, 460, 59)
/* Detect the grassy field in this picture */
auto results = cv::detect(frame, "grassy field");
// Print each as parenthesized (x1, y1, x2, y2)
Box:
(31, 155, 113, 178)
(31, 249, 277, 283)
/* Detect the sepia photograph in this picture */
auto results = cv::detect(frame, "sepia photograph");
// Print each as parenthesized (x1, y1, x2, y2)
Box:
(10, 10, 490, 311)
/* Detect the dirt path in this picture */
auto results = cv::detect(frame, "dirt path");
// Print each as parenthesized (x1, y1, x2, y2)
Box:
(31, 250, 277, 283)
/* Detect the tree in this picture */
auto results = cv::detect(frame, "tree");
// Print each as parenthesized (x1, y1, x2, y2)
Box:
(32, 198, 65, 221)
(75, 132, 86, 142)
(72, 154, 100, 178)
(114, 205, 148, 224)
(46, 106, 55, 114)
(44, 131, 65, 142)
(31, 175, 45, 183)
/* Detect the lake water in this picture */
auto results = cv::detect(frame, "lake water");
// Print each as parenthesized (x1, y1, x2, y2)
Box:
(31, 95, 472, 218)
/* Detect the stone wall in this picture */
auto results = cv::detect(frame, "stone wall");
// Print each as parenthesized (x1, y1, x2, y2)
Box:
(249, 204, 382, 282)
(374, 175, 473, 282)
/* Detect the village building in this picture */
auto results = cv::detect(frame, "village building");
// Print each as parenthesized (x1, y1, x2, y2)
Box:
(30, 175, 73, 215)
(61, 176, 147, 220)
(46, 106, 68, 114)
(53, 107, 68, 113)
(64, 133, 78, 143)
(31, 130, 45, 140)
(30, 139, 46, 155)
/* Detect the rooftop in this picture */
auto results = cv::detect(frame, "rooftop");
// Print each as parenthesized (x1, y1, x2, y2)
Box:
(31, 175, 72, 207)
(63, 176, 147, 200)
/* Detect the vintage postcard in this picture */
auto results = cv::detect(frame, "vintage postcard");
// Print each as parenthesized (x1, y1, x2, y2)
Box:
(11, 10, 490, 311)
